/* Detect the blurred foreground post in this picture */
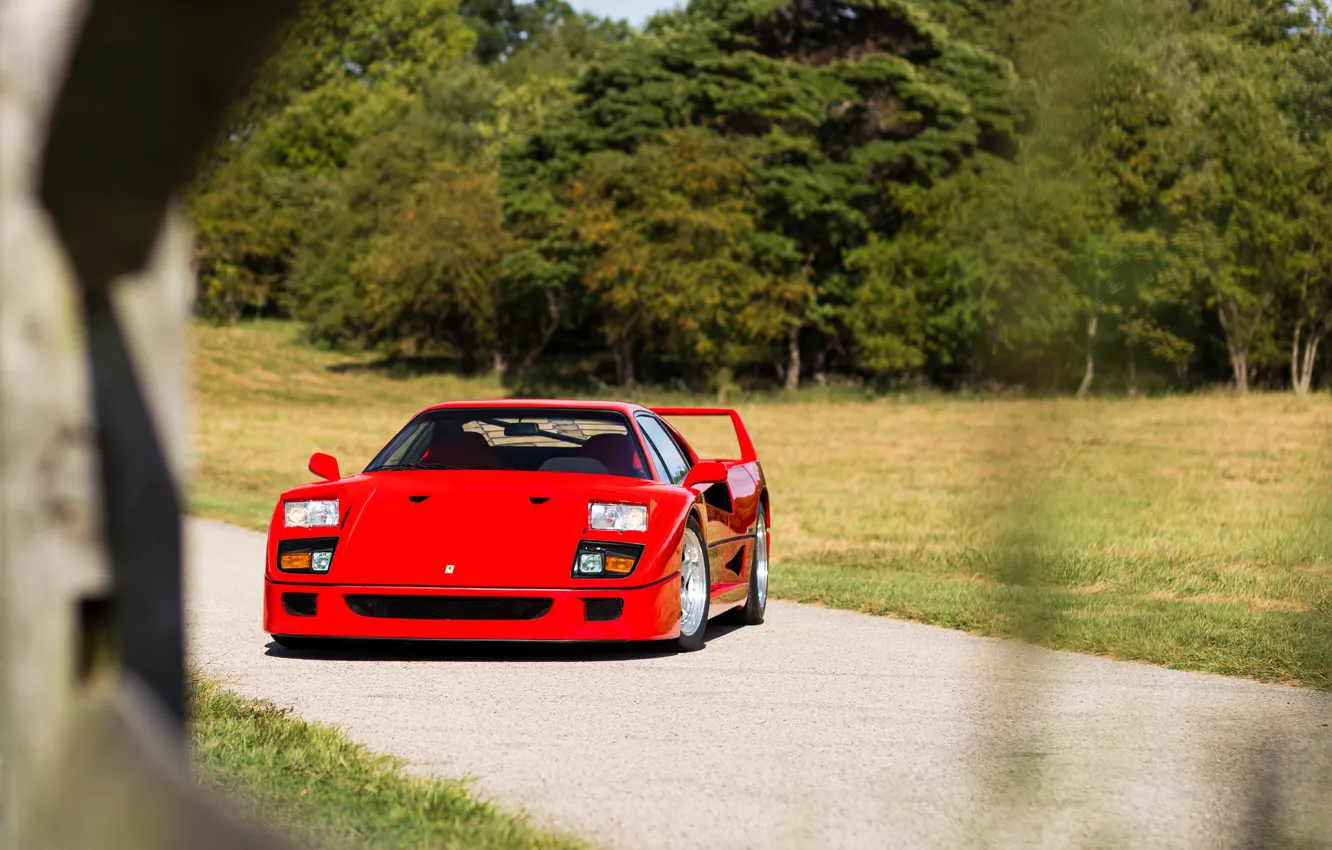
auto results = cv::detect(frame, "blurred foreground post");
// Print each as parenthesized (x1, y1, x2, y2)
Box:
(1, 0, 115, 836)
(0, 0, 297, 847)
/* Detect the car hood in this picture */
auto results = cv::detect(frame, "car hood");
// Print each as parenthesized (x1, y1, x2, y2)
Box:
(322, 470, 681, 588)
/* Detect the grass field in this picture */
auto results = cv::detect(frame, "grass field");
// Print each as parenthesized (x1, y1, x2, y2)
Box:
(192, 678, 582, 849)
(193, 321, 1332, 689)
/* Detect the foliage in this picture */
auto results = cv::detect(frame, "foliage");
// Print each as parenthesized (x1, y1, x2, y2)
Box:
(187, 0, 1332, 395)
(562, 130, 810, 385)
(189, 161, 312, 321)
(351, 163, 512, 363)
(503, 0, 1025, 385)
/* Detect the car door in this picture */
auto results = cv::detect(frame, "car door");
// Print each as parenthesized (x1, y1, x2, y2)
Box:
(636, 413, 748, 599)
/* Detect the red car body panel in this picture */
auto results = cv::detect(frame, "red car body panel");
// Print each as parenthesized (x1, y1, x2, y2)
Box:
(262, 399, 769, 644)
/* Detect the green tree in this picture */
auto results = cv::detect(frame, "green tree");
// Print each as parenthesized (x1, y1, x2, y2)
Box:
(188, 0, 475, 322)
(351, 162, 512, 368)
(1158, 33, 1306, 394)
(186, 0, 1329, 395)
(188, 160, 312, 322)
(1029, 1, 1182, 396)
(222, 0, 475, 170)
(564, 130, 809, 387)
(842, 155, 1082, 386)
(462, 0, 630, 65)
(505, 0, 1024, 388)
(1287, 141, 1332, 394)
(287, 123, 442, 344)
(1282, 7, 1332, 393)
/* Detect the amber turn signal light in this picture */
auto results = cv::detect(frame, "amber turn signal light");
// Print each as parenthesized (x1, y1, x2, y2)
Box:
(280, 552, 312, 571)
(571, 541, 644, 579)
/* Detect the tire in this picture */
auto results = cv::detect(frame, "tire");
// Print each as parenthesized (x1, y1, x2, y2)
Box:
(271, 635, 330, 651)
(670, 519, 711, 652)
(722, 504, 769, 626)
(740, 505, 769, 625)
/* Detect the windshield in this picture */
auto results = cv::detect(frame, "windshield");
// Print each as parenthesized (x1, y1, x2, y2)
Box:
(365, 408, 651, 479)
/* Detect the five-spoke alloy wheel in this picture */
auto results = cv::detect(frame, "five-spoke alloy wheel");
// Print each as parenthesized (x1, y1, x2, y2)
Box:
(672, 519, 711, 652)
(742, 505, 768, 625)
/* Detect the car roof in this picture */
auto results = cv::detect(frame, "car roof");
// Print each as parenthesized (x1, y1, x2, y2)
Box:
(420, 398, 650, 416)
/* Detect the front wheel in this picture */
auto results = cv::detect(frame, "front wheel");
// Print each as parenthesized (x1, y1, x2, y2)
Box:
(670, 520, 711, 652)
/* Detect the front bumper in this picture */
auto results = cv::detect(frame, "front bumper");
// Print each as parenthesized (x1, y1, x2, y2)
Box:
(263, 573, 682, 642)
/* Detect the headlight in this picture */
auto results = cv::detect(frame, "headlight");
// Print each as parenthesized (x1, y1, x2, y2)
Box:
(588, 502, 647, 533)
(576, 551, 605, 575)
(571, 541, 644, 578)
(284, 499, 339, 528)
(277, 537, 338, 573)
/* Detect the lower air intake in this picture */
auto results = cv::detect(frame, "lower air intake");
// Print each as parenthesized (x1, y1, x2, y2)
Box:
(345, 595, 552, 621)
(582, 598, 624, 622)
(282, 593, 318, 617)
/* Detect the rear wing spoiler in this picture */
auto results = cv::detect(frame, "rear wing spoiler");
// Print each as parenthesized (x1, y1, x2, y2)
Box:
(650, 408, 758, 464)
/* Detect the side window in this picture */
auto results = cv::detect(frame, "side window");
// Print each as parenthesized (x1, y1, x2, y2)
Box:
(637, 415, 691, 484)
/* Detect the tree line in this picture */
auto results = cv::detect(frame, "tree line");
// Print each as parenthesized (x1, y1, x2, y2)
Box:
(189, 0, 1332, 395)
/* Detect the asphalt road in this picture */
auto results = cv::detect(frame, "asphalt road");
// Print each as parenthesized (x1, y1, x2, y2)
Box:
(186, 518, 1332, 849)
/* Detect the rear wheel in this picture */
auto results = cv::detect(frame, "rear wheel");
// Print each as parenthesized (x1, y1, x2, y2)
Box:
(722, 505, 768, 626)
(741, 506, 769, 625)
(671, 520, 711, 652)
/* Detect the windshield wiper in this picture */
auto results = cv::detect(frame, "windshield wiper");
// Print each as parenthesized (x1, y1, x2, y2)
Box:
(371, 460, 463, 472)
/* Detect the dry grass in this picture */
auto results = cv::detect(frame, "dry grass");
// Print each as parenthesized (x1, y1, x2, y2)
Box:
(193, 321, 1332, 688)
(191, 321, 505, 525)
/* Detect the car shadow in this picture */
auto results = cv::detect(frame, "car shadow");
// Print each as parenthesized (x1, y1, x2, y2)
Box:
(262, 619, 746, 663)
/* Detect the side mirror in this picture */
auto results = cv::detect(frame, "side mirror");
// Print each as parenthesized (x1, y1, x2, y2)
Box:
(683, 460, 727, 489)
(309, 452, 341, 482)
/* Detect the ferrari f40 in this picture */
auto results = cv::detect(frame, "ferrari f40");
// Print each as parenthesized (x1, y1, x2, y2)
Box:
(262, 400, 770, 652)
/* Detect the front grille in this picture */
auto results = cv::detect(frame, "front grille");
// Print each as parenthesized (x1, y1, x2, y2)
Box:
(345, 595, 552, 621)
(582, 598, 624, 622)
(282, 593, 318, 617)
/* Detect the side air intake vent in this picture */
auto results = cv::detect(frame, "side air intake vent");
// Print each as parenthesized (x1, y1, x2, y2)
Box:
(703, 481, 733, 513)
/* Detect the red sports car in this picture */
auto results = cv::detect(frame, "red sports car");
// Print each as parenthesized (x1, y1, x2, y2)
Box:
(263, 400, 770, 652)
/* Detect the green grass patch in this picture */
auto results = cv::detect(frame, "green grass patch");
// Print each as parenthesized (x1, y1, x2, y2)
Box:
(772, 563, 1332, 688)
(191, 321, 1332, 689)
(191, 678, 583, 850)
